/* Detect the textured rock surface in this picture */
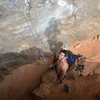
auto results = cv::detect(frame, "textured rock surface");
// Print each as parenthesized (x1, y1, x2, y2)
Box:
(69, 32, 100, 58)
(0, 0, 100, 53)
(32, 32, 100, 100)
(33, 70, 100, 100)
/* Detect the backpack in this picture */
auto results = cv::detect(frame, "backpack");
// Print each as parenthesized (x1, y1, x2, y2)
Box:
(67, 54, 78, 66)
(65, 50, 78, 66)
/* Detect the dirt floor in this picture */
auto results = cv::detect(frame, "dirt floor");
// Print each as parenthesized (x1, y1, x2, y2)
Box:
(0, 60, 50, 100)
(0, 59, 100, 100)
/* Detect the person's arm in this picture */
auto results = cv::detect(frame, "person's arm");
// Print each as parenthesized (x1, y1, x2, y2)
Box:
(55, 69, 65, 85)
(49, 60, 57, 68)
(58, 69, 65, 81)
(52, 54, 58, 64)
(49, 55, 58, 68)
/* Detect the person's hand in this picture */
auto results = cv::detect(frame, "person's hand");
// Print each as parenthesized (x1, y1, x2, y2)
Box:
(48, 64, 53, 69)
(54, 79, 62, 86)
(54, 79, 60, 86)
(48, 65, 54, 71)
(49, 64, 53, 68)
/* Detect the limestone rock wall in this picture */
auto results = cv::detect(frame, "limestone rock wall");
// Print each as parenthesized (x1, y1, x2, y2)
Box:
(0, 0, 100, 53)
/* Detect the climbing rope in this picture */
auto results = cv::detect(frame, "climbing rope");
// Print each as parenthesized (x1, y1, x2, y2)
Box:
(10, 0, 48, 63)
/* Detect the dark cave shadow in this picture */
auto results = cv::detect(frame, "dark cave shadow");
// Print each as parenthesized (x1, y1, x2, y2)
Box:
(0, 47, 52, 82)
(44, 17, 63, 54)
(47, 40, 63, 54)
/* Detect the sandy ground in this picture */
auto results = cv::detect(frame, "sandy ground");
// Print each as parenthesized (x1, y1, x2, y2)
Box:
(0, 60, 50, 100)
